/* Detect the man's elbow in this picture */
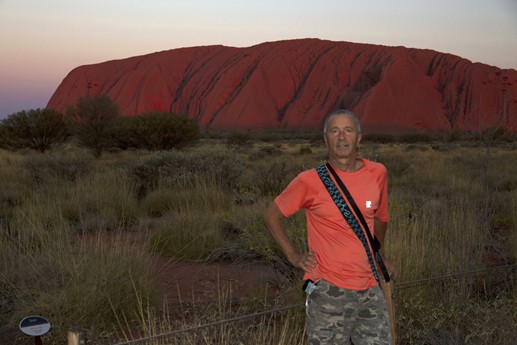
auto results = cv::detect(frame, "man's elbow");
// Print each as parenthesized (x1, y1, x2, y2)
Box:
(264, 203, 283, 226)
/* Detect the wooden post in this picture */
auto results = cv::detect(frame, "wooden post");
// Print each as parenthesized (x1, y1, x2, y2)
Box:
(67, 327, 85, 345)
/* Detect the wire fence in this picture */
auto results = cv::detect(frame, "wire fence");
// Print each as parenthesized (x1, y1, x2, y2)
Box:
(105, 264, 516, 345)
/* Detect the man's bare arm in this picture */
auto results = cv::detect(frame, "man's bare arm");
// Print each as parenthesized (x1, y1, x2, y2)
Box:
(263, 203, 316, 272)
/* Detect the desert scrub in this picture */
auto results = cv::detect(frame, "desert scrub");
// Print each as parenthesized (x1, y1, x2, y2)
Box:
(21, 148, 95, 186)
(130, 148, 245, 198)
(146, 210, 228, 260)
(0, 228, 160, 345)
(245, 155, 309, 196)
(11, 165, 140, 233)
(64, 168, 140, 231)
(144, 177, 237, 260)
(388, 188, 490, 285)
(141, 176, 233, 218)
(0, 151, 31, 234)
(397, 286, 516, 345)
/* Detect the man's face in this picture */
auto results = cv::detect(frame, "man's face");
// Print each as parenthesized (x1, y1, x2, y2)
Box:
(324, 114, 362, 161)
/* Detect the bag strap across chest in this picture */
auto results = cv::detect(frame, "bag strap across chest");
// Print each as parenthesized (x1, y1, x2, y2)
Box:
(316, 162, 390, 285)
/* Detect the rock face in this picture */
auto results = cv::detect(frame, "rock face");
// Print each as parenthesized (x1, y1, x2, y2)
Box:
(47, 39, 517, 133)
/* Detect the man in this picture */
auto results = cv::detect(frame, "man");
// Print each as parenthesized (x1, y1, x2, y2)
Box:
(264, 109, 396, 345)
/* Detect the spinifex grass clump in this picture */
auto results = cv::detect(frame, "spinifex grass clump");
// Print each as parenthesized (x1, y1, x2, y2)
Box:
(130, 148, 246, 200)
(21, 148, 95, 185)
(145, 176, 234, 260)
(0, 223, 160, 345)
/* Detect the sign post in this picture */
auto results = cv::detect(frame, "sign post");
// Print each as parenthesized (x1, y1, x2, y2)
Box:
(19, 316, 51, 345)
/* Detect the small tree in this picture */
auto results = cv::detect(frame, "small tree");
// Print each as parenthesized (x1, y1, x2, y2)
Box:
(0, 108, 69, 152)
(68, 94, 120, 156)
(109, 116, 134, 150)
(125, 112, 200, 150)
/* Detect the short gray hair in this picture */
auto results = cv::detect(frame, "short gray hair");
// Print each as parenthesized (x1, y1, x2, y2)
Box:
(323, 109, 362, 134)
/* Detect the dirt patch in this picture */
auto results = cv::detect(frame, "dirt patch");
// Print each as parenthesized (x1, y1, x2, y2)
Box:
(151, 256, 287, 305)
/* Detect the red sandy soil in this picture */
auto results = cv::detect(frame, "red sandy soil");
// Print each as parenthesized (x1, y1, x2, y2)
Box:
(151, 256, 287, 306)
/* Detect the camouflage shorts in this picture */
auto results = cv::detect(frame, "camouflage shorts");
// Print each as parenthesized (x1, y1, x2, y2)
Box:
(306, 279, 391, 345)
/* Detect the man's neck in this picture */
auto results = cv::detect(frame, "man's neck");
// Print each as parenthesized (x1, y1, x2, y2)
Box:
(328, 157, 360, 172)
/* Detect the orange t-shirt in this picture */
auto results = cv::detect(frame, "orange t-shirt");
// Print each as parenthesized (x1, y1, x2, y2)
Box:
(274, 158, 389, 290)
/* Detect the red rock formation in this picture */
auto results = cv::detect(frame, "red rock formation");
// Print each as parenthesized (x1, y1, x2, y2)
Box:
(47, 39, 517, 133)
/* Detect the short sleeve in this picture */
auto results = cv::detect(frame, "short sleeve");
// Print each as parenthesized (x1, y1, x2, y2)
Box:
(274, 170, 313, 217)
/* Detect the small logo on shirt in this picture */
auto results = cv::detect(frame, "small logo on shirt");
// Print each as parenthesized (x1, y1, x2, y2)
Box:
(366, 201, 372, 208)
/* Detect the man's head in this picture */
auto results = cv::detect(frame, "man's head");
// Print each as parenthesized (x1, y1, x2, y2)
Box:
(323, 109, 362, 134)
(323, 109, 362, 162)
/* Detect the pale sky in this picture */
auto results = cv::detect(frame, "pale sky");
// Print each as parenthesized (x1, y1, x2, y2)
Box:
(1, 0, 516, 117)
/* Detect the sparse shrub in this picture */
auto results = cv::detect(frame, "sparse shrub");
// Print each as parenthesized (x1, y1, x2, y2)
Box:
(123, 112, 200, 150)
(431, 144, 449, 151)
(141, 177, 233, 218)
(253, 158, 302, 196)
(477, 126, 510, 143)
(66, 169, 141, 232)
(226, 131, 251, 148)
(256, 145, 282, 158)
(109, 116, 134, 150)
(67, 94, 120, 157)
(398, 132, 439, 143)
(130, 149, 245, 199)
(405, 144, 430, 151)
(183, 149, 245, 189)
(147, 211, 226, 260)
(129, 151, 186, 199)
(362, 133, 397, 143)
(0, 108, 69, 152)
(22, 149, 95, 185)
(445, 129, 477, 142)
(374, 151, 413, 181)
(0, 152, 30, 235)
(299, 146, 312, 155)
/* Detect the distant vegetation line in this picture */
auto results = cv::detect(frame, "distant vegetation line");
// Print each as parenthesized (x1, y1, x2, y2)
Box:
(1, 94, 516, 157)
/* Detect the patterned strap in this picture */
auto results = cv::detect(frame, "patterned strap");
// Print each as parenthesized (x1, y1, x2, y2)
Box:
(316, 164, 381, 285)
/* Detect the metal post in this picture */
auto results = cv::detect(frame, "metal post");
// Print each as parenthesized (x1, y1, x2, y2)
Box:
(67, 327, 85, 345)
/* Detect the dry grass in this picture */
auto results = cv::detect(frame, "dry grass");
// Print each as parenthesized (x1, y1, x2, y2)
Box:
(0, 141, 515, 345)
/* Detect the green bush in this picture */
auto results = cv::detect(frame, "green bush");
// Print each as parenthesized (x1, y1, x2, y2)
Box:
(119, 112, 200, 150)
(130, 149, 245, 198)
(226, 132, 251, 148)
(67, 94, 120, 157)
(251, 157, 304, 196)
(0, 108, 69, 152)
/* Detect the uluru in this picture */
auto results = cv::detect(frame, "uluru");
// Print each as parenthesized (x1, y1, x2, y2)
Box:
(47, 39, 517, 133)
